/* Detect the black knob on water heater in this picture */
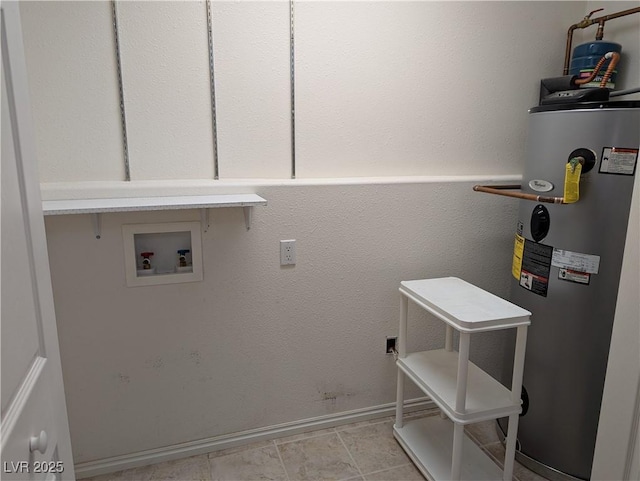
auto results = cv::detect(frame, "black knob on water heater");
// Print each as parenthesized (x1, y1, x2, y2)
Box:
(530, 204, 550, 242)
(568, 148, 597, 173)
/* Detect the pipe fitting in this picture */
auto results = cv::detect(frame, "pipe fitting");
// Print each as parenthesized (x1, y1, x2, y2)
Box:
(572, 51, 620, 88)
(563, 6, 640, 75)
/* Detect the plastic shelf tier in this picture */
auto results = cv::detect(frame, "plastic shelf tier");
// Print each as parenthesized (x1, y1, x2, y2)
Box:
(394, 277, 530, 481)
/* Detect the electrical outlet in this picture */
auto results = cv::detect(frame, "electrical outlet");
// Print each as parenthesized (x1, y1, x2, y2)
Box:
(386, 336, 398, 355)
(280, 240, 296, 265)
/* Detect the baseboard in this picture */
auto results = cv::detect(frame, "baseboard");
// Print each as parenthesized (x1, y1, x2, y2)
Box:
(75, 397, 435, 478)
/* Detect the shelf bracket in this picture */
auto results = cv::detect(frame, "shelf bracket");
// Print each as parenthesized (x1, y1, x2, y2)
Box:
(200, 208, 210, 233)
(243, 206, 252, 231)
(92, 213, 102, 239)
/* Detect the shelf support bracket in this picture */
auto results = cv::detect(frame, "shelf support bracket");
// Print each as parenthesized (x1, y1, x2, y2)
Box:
(243, 206, 252, 230)
(200, 208, 210, 233)
(92, 213, 102, 239)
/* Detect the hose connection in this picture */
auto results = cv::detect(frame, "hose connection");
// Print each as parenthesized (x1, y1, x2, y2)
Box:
(573, 51, 620, 88)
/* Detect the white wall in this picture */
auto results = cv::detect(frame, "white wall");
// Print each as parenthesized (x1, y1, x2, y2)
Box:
(116, 1, 215, 180)
(295, 1, 577, 177)
(19, 1, 125, 182)
(45, 180, 518, 463)
(21, 1, 587, 182)
(213, 1, 292, 178)
(20, 0, 623, 468)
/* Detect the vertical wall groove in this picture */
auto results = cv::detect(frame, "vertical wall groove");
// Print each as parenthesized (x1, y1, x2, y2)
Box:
(111, 0, 130, 181)
(289, 0, 296, 179)
(206, 0, 219, 180)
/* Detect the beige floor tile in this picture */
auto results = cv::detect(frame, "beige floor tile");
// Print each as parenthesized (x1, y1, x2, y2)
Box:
(145, 455, 212, 480)
(85, 456, 211, 481)
(483, 441, 506, 467)
(209, 444, 288, 481)
(363, 463, 426, 481)
(82, 415, 552, 481)
(81, 468, 152, 481)
(337, 420, 410, 475)
(514, 465, 553, 481)
(277, 432, 361, 481)
(483, 443, 550, 481)
(465, 420, 501, 446)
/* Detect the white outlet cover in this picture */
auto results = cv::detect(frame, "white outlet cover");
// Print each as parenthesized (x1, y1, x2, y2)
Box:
(280, 239, 296, 266)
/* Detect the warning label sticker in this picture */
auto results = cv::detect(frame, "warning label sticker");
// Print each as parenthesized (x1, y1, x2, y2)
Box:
(558, 268, 590, 285)
(512, 234, 525, 280)
(552, 249, 600, 274)
(519, 241, 553, 297)
(599, 147, 638, 175)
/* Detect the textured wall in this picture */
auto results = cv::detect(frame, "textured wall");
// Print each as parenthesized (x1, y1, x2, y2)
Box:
(19, 1, 125, 182)
(20, 0, 640, 469)
(45, 181, 518, 462)
(212, 1, 292, 178)
(294, 1, 582, 177)
(20, 1, 590, 182)
(116, 1, 215, 180)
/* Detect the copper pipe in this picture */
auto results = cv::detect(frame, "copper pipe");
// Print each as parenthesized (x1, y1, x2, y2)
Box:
(573, 53, 610, 85)
(596, 21, 605, 41)
(598, 52, 620, 87)
(572, 51, 620, 87)
(563, 6, 640, 75)
(473, 185, 565, 204)
(564, 8, 603, 75)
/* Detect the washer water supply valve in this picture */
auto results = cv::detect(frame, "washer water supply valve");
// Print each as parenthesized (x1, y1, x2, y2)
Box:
(177, 249, 190, 268)
(141, 251, 154, 269)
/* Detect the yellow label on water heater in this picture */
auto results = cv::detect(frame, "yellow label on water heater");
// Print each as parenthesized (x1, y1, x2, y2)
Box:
(563, 161, 582, 204)
(512, 234, 525, 280)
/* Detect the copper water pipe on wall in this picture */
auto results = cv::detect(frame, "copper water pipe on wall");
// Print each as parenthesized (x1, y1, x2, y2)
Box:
(474, 158, 586, 204)
(472, 185, 565, 204)
(563, 6, 640, 75)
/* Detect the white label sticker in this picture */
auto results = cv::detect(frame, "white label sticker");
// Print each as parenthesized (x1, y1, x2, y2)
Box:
(599, 147, 638, 175)
(558, 268, 590, 285)
(552, 249, 600, 274)
(529, 179, 554, 192)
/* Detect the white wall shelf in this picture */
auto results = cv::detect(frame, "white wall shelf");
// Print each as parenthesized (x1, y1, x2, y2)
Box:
(42, 194, 267, 238)
(394, 277, 530, 481)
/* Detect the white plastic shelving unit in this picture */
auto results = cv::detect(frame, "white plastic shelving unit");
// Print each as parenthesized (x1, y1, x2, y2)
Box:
(394, 277, 530, 481)
(42, 194, 267, 238)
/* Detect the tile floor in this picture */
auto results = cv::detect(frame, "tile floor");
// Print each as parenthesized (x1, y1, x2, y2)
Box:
(86, 410, 550, 481)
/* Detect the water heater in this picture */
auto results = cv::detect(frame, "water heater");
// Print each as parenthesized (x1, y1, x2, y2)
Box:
(501, 101, 639, 480)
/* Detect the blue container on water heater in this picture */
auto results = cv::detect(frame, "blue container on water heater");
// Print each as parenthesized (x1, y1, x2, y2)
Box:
(569, 41, 622, 89)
